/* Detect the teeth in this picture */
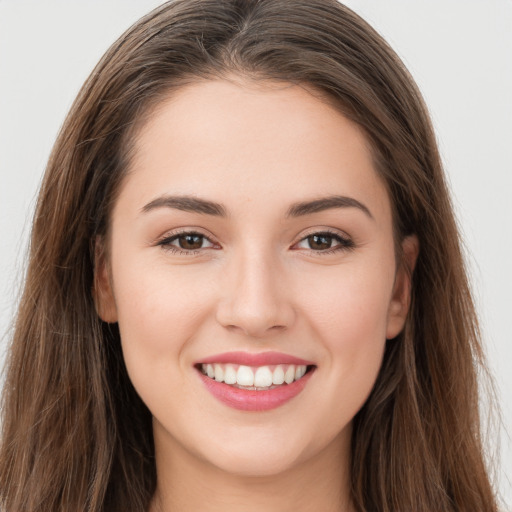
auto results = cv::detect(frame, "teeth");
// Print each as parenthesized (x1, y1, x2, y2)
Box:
(254, 366, 273, 387)
(237, 365, 254, 386)
(214, 364, 224, 382)
(272, 365, 285, 385)
(284, 365, 295, 384)
(295, 365, 306, 380)
(223, 364, 237, 384)
(201, 363, 309, 388)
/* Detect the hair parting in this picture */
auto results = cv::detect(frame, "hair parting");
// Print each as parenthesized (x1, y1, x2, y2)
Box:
(0, 1, 498, 510)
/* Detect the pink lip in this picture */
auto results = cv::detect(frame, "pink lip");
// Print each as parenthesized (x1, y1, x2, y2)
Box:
(197, 369, 315, 411)
(196, 351, 315, 367)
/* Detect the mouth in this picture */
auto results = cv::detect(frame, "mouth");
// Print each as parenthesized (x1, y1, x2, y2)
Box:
(196, 362, 315, 390)
(194, 352, 317, 411)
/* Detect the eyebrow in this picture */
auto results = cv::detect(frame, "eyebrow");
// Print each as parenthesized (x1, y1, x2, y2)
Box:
(286, 195, 374, 220)
(141, 195, 227, 216)
(141, 194, 373, 220)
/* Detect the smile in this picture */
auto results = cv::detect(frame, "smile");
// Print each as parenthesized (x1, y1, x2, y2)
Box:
(195, 352, 316, 411)
(200, 363, 308, 389)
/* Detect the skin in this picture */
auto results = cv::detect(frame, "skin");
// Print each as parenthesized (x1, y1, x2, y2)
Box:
(95, 78, 418, 512)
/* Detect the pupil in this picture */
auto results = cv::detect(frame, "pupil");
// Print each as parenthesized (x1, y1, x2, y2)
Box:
(309, 234, 332, 250)
(179, 234, 203, 250)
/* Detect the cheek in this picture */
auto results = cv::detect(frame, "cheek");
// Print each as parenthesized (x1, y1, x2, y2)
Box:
(302, 259, 394, 340)
(110, 260, 221, 431)
(298, 259, 394, 405)
(111, 254, 214, 378)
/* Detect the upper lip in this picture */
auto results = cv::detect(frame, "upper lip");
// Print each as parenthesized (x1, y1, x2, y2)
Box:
(196, 351, 315, 367)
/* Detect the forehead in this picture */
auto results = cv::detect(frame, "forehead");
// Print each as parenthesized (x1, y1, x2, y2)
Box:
(119, 78, 391, 226)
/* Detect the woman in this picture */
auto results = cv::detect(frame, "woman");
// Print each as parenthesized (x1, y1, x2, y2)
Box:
(0, 1, 499, 510)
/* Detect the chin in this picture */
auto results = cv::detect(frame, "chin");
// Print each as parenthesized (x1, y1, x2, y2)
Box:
(206, 445, 306, 478)
(194, 421, 344, 479)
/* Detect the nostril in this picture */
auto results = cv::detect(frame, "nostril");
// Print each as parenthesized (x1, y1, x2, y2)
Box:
(215, 283, 296, 337)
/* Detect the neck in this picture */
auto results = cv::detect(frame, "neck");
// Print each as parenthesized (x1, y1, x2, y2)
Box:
(149, 427, 355, 512)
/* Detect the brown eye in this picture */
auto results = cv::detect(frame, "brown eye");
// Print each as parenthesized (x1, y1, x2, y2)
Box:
(178, 234, 204, 250)
(158, 232, 216, 252)
(294, 231, 354, 253)
(307, 234, 334, 250)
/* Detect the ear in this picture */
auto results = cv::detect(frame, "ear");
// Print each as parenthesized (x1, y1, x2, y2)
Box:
(386, 235, 419, 340)
(92, 236, 118, 323)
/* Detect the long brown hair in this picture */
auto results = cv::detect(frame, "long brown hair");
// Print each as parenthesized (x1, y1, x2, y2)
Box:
(0, 1, 498, 510)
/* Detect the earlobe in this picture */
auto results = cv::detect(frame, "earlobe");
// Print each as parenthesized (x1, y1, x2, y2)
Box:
(93, 237, 118, 323)
(386, 235, 419, 340)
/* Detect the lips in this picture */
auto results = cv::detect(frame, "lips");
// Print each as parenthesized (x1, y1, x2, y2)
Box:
(200, 362, 308, 387)
(194, 351, 316, 411)
(198, 351, 314, 367)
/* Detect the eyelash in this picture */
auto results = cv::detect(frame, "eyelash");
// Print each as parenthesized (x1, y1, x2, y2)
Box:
(156, 231, 217, 255)
(156, 229, 355, 256)
(293, 230, 355, 255)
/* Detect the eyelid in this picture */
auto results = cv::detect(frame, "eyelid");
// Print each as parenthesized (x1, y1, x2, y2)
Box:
(291, 228, 355, 253)
(153, 226, 354, 255)
(154, 227, 221, 251)
(154, 226, 217, 243)
(293, 226, 351, 242)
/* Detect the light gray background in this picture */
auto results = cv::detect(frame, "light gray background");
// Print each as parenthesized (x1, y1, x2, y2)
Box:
(1, 0, 511, 507)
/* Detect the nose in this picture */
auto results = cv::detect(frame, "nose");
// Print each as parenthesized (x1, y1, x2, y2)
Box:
(215, 249, 295, 338)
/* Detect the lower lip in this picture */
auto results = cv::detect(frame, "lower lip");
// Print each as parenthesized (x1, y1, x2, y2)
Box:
(198, 369, 315, 411)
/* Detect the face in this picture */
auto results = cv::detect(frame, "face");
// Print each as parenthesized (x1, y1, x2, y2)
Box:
(96, 79, 416, 479)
